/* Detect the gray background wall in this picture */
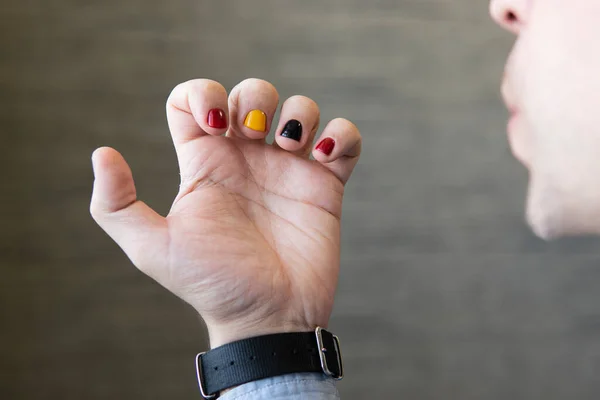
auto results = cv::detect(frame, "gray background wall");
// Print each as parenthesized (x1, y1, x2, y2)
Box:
(2, 1, 600, 399)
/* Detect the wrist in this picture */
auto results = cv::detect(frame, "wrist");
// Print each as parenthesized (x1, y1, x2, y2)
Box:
(196, 327, 343, 397)
(207, 321, 320, 349)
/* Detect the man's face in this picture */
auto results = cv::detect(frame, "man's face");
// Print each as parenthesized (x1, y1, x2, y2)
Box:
(491, 0, 600, 239)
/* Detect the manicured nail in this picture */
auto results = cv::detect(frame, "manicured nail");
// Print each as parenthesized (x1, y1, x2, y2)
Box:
(207, 108, 227, 129)
(316, 138, 335, 155)
(280, 120, 303, 142)
(244, 110, 267, 132)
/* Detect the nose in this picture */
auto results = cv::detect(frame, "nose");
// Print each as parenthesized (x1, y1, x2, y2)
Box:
(490, 0, 529, 35)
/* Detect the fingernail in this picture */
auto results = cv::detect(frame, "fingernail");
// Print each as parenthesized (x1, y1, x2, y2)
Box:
(280, 120, 303, 142)
(207, 108, 228, 129)
(244, 110, 267, 132)
(316, 138, 335, 155)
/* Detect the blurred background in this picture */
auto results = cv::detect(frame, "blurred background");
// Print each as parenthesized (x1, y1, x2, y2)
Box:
(3, 0, 600, 399)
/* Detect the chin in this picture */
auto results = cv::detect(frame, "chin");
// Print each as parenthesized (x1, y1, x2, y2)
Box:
(526, 204, 562, 241)
(526, 180, 600, 240)
(524, 174, 563, 240)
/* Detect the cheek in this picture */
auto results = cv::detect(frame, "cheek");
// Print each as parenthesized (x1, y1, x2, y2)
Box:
(514, 8, 600, 171)
(513, 2, 600, 237)
(527, 3, 600, 110)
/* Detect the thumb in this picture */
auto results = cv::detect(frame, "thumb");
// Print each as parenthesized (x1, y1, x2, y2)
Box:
(90, 147, 168, 271)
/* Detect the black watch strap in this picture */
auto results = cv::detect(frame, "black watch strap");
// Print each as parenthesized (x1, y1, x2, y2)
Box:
(195, 327, 343, 399)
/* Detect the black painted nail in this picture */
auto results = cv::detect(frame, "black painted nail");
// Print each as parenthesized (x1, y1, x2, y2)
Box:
(280, 120, 303, 142)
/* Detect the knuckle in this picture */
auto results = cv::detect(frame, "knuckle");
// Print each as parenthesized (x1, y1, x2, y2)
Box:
(89, 202, 103, 220)
(238, 78, 279, 99)
(166, 81, 187, 107)
(240, 77, 274, 88)
(332, 118, 359, 135)
(289, 94, 318, 107)
(167, 79, 226, 106)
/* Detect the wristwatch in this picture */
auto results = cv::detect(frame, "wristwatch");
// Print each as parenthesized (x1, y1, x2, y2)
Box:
(195, 327, 344, 399)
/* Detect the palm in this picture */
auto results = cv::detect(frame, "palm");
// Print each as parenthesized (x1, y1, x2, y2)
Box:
(91, 78, 361, 346)
(165, 136, 343, 330)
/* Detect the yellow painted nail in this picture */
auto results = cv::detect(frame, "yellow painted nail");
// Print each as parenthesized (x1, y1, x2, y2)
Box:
(244, 110, 267, 132)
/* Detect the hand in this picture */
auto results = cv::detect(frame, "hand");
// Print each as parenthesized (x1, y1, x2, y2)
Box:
(90, 79, 362, 348)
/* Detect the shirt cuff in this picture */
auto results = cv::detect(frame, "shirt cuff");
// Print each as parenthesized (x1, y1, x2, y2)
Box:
(218, 372, 340, 400)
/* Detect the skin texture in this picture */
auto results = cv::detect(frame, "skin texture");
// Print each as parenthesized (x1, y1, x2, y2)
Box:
(491, 0, 600, 239)
(90, 79, 362, 348)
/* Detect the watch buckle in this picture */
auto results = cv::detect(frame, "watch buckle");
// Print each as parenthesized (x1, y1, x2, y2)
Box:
(315, 327, 344, 380)
(196, 352, 217, 399)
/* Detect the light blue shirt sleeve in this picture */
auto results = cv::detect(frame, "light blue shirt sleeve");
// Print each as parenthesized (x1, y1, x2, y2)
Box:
(219, 373, 340, 400)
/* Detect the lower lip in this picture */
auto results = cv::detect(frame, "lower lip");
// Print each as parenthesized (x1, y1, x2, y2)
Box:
(506, 113, 530, 168)
(508, 113, 518, 132)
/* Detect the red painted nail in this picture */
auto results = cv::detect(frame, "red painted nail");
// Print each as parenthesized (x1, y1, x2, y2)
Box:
(316, 138, 335, 155)
(207, 108, 227, 129)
